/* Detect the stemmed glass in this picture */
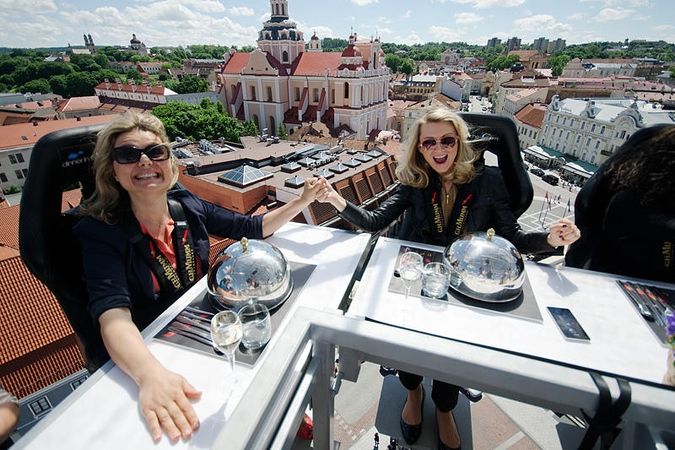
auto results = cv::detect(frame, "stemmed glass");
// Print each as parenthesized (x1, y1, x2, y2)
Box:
(398, 251, 423, 299)
(210, 310, 243, 383)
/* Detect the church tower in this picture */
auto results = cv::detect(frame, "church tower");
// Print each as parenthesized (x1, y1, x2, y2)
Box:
(257, 0, 304, 65)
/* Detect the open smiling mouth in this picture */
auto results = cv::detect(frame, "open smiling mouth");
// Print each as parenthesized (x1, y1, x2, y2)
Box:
(433, 155, 448, 164)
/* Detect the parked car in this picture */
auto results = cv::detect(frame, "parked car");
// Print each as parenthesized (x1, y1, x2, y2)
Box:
(542, 173, 559, 186)
(530, 167, 544, 177)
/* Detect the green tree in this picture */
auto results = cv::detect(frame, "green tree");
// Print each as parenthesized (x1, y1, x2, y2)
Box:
(276, 124, 287, 139)
(65, 71, 98, 96)
(385, 53, 401, 73)
(125, 68, 143, 84)
(49, 74, 68, 96)
(20, 78, 51, 94)
(241, 119, 259, 137)
(169, 75, 209, 94)
(152, 101, 242, 142)
(400, 59, 414, 79)
(547, 53, 570, 76)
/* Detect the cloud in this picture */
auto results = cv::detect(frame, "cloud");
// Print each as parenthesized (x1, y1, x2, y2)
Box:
(595, 7, 635, 22)
(455, 12, 484, 25)
(401, 10, 412, 20)
(227, 7, 254, 17)
(393, 32, 425, 45)
(567, 13, 584, 20)
(513, 14, 573, 36)
(428, 26, 464, 42)
(450, 0, 526, 7)
(350, 0, 378, 5)
(0, 0, 57, 15)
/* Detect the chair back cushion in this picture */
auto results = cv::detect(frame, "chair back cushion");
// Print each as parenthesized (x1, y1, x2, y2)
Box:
(19, 124, 108, 369)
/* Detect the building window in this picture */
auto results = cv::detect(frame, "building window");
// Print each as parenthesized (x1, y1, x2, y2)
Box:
(8, 155, 16, 164)
(253, 114, 259, 130)
(576, 135, 581, 143)
(344, 82, 349, 99)
(586, 138, 591, 147)
(0, 173, 7, 182)
(282, 51, 289, 62)
(570, 119, 574, 127)
(581, 122, 585, 130)
(595, 141, 600, 149)
(591, 124, 596, 133)
(313, 88, 319, 102)
(295, 87, 300, 101)
(600, 125, 605, 135)
(331, 89, 335, 103)
(267, 86, 273, 102)
(15, 170, 24, 180)
(250, 86, 256, 101)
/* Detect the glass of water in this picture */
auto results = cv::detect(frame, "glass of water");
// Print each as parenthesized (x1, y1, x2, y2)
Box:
(239, 302, 272, 350)
(421, 262, 451, 298)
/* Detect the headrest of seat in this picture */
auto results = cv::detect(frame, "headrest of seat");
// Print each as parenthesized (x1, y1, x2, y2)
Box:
(459, 113, 533, 218)
(20, 124, 106, 279)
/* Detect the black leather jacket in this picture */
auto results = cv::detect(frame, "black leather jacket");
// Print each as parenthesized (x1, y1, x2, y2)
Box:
(339, 166, 554, 254)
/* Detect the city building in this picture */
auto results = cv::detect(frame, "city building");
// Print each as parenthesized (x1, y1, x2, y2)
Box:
(531, 96, 675, 183)
(0, 115, 118, 193)
(217, 0, 389, 140)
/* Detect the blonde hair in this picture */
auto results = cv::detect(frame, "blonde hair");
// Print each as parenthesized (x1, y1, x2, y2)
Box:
(79, 111, 179, 224)
(396, 108, 477, 188)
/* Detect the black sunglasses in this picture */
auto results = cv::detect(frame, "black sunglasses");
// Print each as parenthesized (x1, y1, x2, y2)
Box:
(112, 143, 171, 164)
(420, 136, 457, 151)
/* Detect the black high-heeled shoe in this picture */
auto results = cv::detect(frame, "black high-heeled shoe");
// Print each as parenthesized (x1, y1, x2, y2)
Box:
(437, 409, 461, 450)
(399, 386, 424, 445)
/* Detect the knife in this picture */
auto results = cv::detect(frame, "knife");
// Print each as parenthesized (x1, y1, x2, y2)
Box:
(618, 280, 654, 321)
(629, 282, 665, 327)
(168, 325, 214, 347)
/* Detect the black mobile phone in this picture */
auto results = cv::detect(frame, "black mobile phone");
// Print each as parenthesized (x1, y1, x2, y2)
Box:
(547, 307, 590, 341)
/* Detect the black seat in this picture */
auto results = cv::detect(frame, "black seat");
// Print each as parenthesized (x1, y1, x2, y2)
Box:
(19, 124, 107, 371)
(459, 112, 533, 219)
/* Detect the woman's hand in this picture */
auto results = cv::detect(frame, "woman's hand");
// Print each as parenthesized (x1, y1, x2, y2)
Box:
(137, 364, 202, 442)
(98, 308, 202, 442)
(315, 177, 347, 212)
(547, 218, 581, 248)
(299, 176, 321, 204)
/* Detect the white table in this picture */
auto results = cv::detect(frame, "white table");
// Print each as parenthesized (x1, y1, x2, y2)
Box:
(348, 236, 672, 385)
(13, 223, 372, 450)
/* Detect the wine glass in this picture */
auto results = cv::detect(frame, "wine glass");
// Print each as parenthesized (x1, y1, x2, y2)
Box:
(398, 251, 423, 299)
(210, 310, 243, 382)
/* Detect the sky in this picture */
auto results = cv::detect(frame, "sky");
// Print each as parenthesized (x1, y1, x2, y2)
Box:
(1, 0, 674, 50)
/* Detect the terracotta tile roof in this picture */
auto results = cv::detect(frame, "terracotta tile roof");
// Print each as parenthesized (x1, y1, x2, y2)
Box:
(0, 255, 85, 398)
(0, 190, 86, 398)
(292, 53, 342, 76)
(221, 52, 252, 75)
(514, 103, 547, 128)
(0, 115, 118, 152)
(0, 204, 19, 251)
(59, 96, 102, 112)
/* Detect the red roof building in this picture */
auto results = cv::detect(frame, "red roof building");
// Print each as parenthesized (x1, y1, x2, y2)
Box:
(218, 0, 389, 141)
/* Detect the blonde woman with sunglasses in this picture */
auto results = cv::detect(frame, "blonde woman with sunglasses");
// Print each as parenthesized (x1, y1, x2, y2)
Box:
(74, 111, 321, 443)
(316, 108, 579, 449)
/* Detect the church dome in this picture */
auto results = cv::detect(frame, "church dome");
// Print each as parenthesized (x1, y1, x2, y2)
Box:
(341, 44, 362, 58)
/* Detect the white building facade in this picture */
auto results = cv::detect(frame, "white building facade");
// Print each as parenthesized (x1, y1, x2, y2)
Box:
(540, 95, 675, 166)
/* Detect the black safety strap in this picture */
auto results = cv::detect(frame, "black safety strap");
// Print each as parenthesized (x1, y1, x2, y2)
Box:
(120, 199, 197, 299)
(578, 371, 632, 450)
(423, 181, 477, 244)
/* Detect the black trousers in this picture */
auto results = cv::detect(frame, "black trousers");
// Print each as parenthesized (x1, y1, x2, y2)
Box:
(398, 370, 459, 413)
